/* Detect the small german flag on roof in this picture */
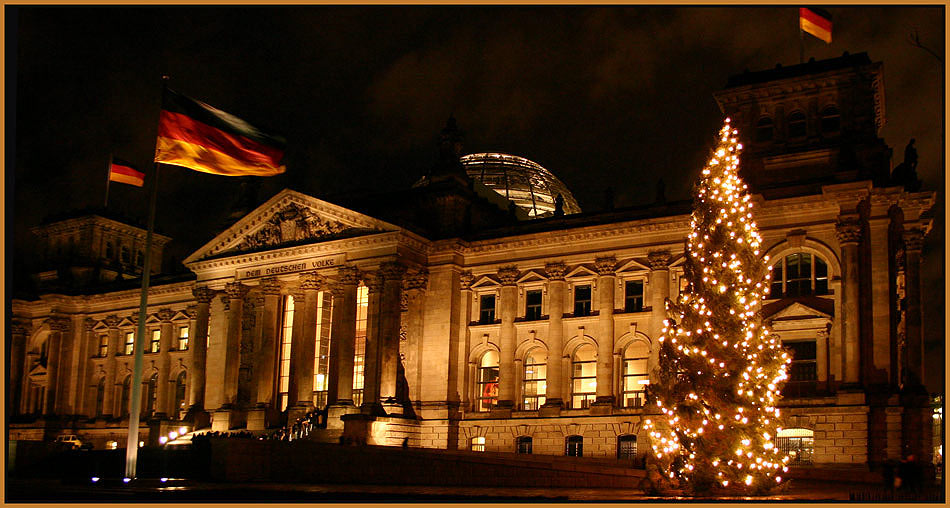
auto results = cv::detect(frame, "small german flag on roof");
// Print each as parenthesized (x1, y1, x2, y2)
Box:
(800, 7, 832, 44)
(154, 88, 286, 177)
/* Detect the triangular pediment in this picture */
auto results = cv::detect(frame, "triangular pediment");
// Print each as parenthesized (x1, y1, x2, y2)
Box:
(565, 265, 597, 278)
(764, 300, 834, 321)
(616, 259, 650, 273)
(471, 276, 500, 288)
(185, 189, 400, 264)
(517, 270, 548, 283)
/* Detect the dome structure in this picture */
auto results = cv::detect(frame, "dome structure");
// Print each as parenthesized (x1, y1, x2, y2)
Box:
(461, 153, 582, 218)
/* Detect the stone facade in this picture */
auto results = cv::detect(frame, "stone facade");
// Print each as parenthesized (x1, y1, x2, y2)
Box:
(9, 53, 939, 469)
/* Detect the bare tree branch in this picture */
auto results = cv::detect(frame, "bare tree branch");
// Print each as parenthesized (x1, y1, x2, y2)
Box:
(908, 28, 943, 63)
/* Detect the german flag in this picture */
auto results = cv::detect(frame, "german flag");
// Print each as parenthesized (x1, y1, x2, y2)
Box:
(109, 158, 145, 187)
(154, 88, 286, 176)
(800, 7, 832, 44)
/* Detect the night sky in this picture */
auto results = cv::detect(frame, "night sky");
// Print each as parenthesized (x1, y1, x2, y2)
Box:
(8, 6, 944, 268)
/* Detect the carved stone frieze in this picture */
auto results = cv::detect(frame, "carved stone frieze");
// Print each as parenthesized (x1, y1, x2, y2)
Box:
(903, 228, 925, 252)
(339, 266, 361, 285)
(498, 266, 519, 286)
(545, 262, 567, 280)
(193, 286, 216, 304)
(379, 261, 407, 282)
(259, 277, 281, 295)
(83, 317, 97, 331)
(405, 269, 429, 291)
(104, 314, 122, 328)
(299, 271, 324, 291)
(594, 256, 617, 276)
(47, 315, 71, 332)
(238, 202, 349, 251)
(459, 271, 475, 290)
(647, 250, 672, 270)
(157, 308, 175, 322)
(835, 219, 863, 245)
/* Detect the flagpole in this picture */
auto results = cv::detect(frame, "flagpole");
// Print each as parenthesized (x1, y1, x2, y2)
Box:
(799, 24, 805, 64)
(104, 153, 113, 209)
(124, 76, 169, 480)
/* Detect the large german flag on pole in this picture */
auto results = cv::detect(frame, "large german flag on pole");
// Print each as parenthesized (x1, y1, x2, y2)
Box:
(154, 88, 286, 176)
(800, 7, 832, 44)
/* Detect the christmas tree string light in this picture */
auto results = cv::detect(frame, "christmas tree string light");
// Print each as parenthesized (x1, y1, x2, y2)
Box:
(645, 118, 791, 494)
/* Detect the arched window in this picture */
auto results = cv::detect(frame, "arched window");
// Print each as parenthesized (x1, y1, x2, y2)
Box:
(769, 252, 829, 298)
(471, 436, 486, 452)
(776, 428, 814, 465)
(565, 435, 583, 457)
(277, 294, 295, 411)
(787, 111, 807, 138)
(476, 350, 499, 412)
(95, 377, 105, 417)
(120, 375, 132, 416)
(617, 434, 637, 461)
(622, 341, 650, 408)
(352, 284, 368, 407)
(522, 349, 546, 410)
(756, 117, 774, 142)
(146, 372, 159, 414)
(571, 344, 596, 409)
(820, 106, 840, 134)
(516, 436, 533, 454)
(174, 371, 187, 417)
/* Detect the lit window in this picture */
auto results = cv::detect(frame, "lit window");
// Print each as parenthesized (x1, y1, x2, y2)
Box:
(784, 340, 817, 382)
(178, 326, 189, 351)
(820, 106, 840, 134)
(624, 280, 644, 313)
(787, 111, 807, 139)
(174, 371, 187, 415)
(571, 344, 596, 409)
(525, 290, 542, 321)
(769, 253, 829, 298)
(352, 284, 369, 407)
(516, 436, 532, 454)
(573, 284, 592, 317)
(756, 117, 774, 142)
(476, 351, 499, 412)
(149, 329, 161, 353)
(522, 349, 546, 410)
(622, 341, 649, 408)
(617, 435, 637, 461)
(479, 294, 496, 324)
(278, 295, 295, 411)
(776, 428, 814, 465)
(124, 332, 134, 355)
(313, 290, 333, 408)
(471, 436, 486, 452)
(98, 334, 109, 357)
(565, 435, 583, 457)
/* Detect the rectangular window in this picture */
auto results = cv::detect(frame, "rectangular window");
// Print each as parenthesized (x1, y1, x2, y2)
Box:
(98, 334, 109, 357)
(565, 436, 583, 457)
(353, 285, 369, 407)
(278, 295, 295, 411)
(573, 284, 592, 317)
(525, 290, 542, 321)
(149, 329, 161, 353)
(624, 280, 644, 313)
(313, 291, 333, 408)
(178, 326, 189, 351)
(479, 294, 496, 324)
(784, 340, 817, 382)
(471, 436, 486, 452)
(124, 332, 134, 355)
(617, 435, 638, 461)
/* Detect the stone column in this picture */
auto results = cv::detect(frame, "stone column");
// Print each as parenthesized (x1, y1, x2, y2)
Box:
(155, 308, 175, 419)
(496, 266, 519, 411)
(593, 255, 616, 408)
(188, 286, 214, 414)
(458, 271, 474, 410)
(542, 262, 566, 413)
(648, 250, 671, 383)
(360, 272, 384, 414)
(9, 320, 30, 417)
(45, 315, 70, 416)
(836, 219, 862, 386)
(328, 266, 359, 407)
(255, 278, 281, 408)
(291, 272, 322, 415)
(102, 315, 121, 418)
(378, 262, 406, 413)
(77, 318, 97, 417)
(901, 228, 925, 390)
(220, 282, 248, 408)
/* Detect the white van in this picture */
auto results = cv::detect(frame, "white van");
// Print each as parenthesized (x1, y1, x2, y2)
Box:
(54, 434, 83, 449)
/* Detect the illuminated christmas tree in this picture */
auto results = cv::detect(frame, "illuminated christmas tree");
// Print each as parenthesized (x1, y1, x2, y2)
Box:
(645, 119, 791, 495)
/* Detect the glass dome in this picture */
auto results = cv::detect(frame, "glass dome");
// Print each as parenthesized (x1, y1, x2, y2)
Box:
(461, 153, 582, 218)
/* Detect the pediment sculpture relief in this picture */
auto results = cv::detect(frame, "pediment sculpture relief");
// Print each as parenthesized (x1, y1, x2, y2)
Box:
(239, 203, 350, 250)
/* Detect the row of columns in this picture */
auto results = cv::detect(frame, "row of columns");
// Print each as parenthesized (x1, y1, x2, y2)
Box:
(185, 261, 408, 429)
(470, 252, 673, 412)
